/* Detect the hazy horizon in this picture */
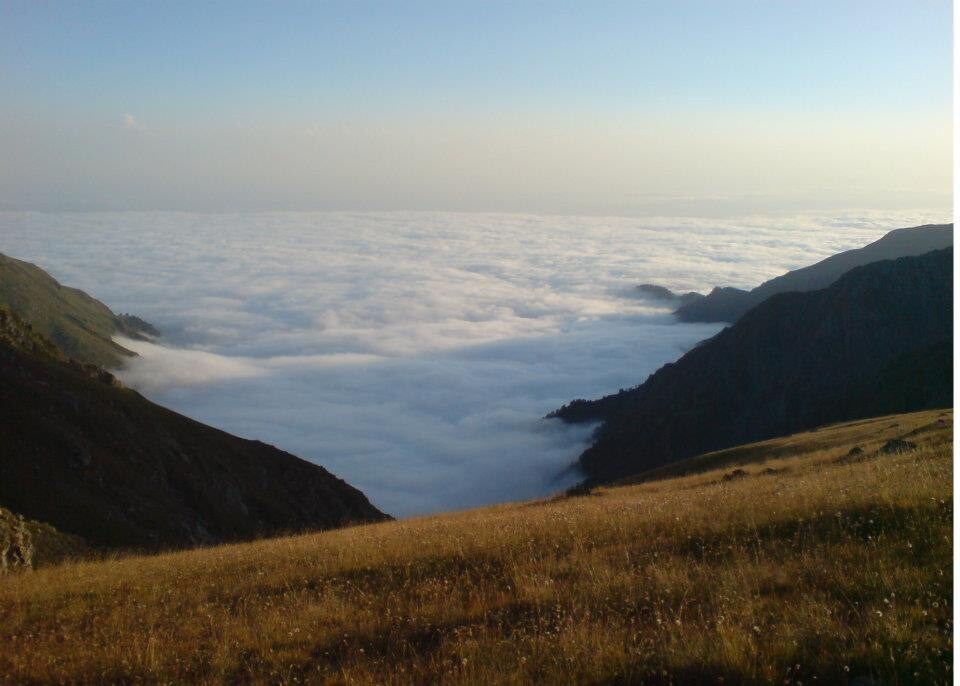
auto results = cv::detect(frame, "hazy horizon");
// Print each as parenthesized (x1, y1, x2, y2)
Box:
(1, 1, 952, 215)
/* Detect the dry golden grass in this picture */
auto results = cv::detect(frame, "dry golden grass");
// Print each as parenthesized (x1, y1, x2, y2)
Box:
(1, 409, 952, 685)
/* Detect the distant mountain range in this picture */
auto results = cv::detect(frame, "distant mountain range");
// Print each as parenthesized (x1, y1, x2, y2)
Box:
(0, 255, 388, 557)
(553, 236, 953, 484)
(646, 223, 952, 323)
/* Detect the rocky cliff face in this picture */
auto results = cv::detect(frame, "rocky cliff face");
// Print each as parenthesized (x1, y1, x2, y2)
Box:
(0, 309, 389, 550)
(553, 249, 953, 484)
(0, 506, 88, 571)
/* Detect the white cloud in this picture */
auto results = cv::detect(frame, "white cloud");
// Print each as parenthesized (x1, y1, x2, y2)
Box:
(114, 337, 266, 389)
(0, 210, 949, 515)
(122, 113, 147, 131)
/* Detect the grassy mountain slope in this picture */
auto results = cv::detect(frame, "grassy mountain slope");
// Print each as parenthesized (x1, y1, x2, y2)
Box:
(0, 306, 388, 551)
(0, 410, 950, 684)
(0, 252, 156, 368)
(676, 223, 953, 323)
(554, 249, 952, 484)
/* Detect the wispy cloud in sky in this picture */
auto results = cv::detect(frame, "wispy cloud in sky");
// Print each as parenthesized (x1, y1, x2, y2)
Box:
(122, 113, 147, 131)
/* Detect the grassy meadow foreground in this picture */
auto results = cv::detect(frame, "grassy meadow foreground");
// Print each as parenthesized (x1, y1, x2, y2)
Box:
(1, 410, 952, 685)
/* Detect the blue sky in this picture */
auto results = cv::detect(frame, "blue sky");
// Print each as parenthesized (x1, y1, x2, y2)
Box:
(0, 1, 952, 213)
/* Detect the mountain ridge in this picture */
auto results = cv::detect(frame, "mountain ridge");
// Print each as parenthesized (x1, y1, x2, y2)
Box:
(0, 325, 391, 550)
(0, 252, 157, 368)
(671, 223, 952, 322)
(553, 248, 953, 483)
(0, 262, 390, 552)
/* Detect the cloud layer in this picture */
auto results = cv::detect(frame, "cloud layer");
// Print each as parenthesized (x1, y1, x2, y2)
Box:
(0, 210, 948, 515)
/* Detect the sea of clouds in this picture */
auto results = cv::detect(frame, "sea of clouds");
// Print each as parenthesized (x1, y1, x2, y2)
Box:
(0, 210, 949, 515)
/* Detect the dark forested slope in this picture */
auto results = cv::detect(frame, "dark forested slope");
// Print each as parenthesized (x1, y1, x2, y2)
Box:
(553, 249, 953, 483)
(0, 306, 388, 550)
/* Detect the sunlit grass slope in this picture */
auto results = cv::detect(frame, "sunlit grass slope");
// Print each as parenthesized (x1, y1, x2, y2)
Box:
(0, 253, 139, 369)
(1, 409, 951, 684)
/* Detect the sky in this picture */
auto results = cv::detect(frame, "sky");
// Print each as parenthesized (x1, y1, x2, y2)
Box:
(0, 1, 952, 214)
